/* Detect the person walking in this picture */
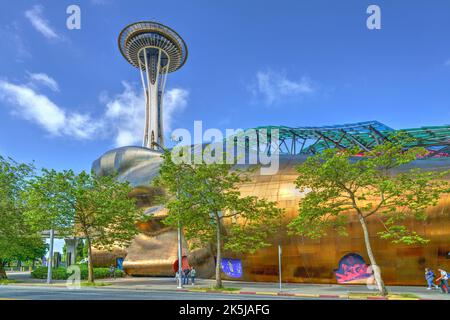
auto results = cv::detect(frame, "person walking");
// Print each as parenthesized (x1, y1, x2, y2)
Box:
(436, 268, 449, 294)
(178, 269, 185, 284)
(109, 264, 116, 279)
(183, 268, 190, 285)
(425, 268, 439, 290)
(190, 267, 196, 286)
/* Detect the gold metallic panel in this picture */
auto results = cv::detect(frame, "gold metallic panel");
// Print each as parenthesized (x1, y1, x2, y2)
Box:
(92, 148, 450, 285)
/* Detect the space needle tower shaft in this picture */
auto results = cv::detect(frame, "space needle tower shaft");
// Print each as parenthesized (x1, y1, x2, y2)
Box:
(119, 21, 188, 150)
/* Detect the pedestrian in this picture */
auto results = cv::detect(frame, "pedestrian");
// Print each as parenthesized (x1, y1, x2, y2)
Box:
(436, 268, 449, 294)
(109, 264, 116, 279)
(183, 268, 190, 285)
(425, 268, 439, 290)
(190, 267, 196, 286)
(179, 269, 184, 284)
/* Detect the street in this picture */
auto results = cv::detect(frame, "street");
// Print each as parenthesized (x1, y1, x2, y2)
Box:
(2, 272, 449, 300)
(0, 285, 310, 300)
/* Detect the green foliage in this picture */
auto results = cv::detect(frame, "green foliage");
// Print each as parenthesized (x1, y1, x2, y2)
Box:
(31, 266, 124, 280)
(23, 169, 76, 236)
(31, 266, 67, 280)
(80, 281, 111, 287)
(0, 156, 47, 278)
(288, 134, 450, 296)
(82, 240, 88, 261)
(0, 279, 18, 285)
(76, 239, 86, 262)
(155, 150, 283, 287)
(156, 151, 283, 253)
(288, 133, 450, 245)
(23, 169, 145, 282)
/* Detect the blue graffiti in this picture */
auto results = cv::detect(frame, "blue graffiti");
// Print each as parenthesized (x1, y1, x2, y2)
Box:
(221, 258, 243, 278)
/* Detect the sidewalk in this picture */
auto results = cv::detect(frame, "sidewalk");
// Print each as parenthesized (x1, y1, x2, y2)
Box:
(5, 272, 450, 300)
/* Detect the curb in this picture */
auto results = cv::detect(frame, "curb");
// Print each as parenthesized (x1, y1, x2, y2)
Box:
(180, 288, 423, 300)
(2, 283, 433, 300)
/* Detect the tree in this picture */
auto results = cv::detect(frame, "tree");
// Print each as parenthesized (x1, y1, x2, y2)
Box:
(62, 239, 85, 263)
(288, 135, 450, 296)
(24, 170, 145, 282)
(0, 156, 46, 279)
(76, 239, 86, 262)
(156, 151, 283, 288)
(24, 169, 76, 237)
(75, 172, 146, 282)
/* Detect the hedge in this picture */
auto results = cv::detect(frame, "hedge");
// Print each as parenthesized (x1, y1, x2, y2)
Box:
(31, 265, 124, 280)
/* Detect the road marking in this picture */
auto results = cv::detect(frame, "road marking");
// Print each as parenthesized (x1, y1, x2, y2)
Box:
(254, 291, 276, 295)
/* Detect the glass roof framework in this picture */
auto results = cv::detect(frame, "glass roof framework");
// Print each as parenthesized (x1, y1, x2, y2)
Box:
(226, 121, 450, 157)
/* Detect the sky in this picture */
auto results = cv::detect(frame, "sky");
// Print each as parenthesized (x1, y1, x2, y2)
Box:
(1, 0, 450, 175)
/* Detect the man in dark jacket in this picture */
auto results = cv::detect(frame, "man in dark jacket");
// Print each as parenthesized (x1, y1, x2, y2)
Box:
(183, 268, 190, 285)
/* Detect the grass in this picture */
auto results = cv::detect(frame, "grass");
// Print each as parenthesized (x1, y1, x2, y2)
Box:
(348, 292, 420, 300)
(189, 286, 241, 293)
(0, 279, 18, 285)
(215, 287, 241, 292)
(392, 293, 420, 299)
(80, 281, 111, 287)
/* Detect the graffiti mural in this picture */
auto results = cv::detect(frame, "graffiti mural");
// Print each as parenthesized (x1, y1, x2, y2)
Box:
(334, 253, 373, 284)
(221, 258, 243, 278)
(116, 258, 124, 270)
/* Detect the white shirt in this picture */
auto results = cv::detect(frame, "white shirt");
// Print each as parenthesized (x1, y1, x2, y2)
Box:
(441, 270, 448, 280)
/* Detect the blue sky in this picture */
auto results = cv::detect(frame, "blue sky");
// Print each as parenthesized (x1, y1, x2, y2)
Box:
(1, 0, 450, 174)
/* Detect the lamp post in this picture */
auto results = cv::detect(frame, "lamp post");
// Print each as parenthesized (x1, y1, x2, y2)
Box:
(278, 244, 282, 292)
(47, 229, 54, 284)
(152, 142, 183, 289)
(176, 175, 183, 289)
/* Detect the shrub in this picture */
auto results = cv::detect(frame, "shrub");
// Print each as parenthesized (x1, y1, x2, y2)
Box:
(31, 267, 68, 280)
(31, 265, 124, 280)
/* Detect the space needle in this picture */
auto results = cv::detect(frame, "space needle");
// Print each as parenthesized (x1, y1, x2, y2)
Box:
(118, 21, 188, 150)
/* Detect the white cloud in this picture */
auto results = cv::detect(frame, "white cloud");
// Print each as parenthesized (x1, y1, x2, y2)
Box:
(163, 88, 189, 132)
(250, 70, 315, 106)
(104, 82, 144, 146)
(104, 82, 189, 147)
(24, 5, 61, 40)
(0, 80, 101, 139)
(0, 75, 189, 146)
(27, 72, 59, 92)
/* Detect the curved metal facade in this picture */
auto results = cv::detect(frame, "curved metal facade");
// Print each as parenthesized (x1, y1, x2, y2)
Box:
(233, 156, 450, 285)
(92, 147, 450, 285)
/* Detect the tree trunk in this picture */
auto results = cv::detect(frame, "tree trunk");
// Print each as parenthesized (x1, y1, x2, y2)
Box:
(359, 215, 388, 296)
(215, 215, 222, 289)
(0, 260, 7, 279)
(86, 236, 94, 283)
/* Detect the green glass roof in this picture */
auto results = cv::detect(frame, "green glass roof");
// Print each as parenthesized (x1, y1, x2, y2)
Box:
(229, 121, 450, 156)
